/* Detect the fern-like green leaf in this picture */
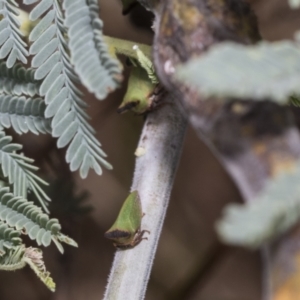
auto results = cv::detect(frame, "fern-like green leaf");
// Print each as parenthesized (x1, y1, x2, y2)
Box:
(0, 0, 28, 68)
(0, 130, 50, 211)
(0, 220, 22, 255)
(64, 0, 122, 100)
(0, 62, 40, 97)
(0, 94, 51, 134)
(0, 245, 55, 291)
(0, 187, 77, 253)
(23, 247, 55, 292)
(26, 0, 113, 178)
(0, 245, 26, 271)
(0, 62, 51, 135)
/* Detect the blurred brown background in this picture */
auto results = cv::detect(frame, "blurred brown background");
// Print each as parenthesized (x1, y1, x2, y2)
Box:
(0, 1, 299, 299)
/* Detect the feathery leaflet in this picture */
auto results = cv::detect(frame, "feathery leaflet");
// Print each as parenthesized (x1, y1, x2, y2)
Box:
(0, 0, 29, 68)
(26, 0, 112, 178)
(64, 0, 122, 99)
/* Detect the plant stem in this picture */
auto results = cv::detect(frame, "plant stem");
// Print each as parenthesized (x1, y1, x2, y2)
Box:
(103, 94, 187, 300)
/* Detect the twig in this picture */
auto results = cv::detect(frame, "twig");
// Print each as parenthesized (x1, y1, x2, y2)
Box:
(103, 94, 187, 300)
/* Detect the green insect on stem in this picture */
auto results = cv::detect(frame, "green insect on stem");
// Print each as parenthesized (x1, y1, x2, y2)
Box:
(104, 191, 150, 249)
(117, 44, 164, 114)
(118, 66, 158, 114)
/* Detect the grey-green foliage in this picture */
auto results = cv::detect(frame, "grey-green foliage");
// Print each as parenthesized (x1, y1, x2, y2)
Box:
(0, 0, 29, 68)
(175, 41, 300, 103)
(0, 244, 26, 270)
(0, 187, 77, 253)
(26, 0, 113, 178)
(0, 62, 51, 135)
(217, 162, 300, 248)
(0, 0, 123, 288)
(64, 0, 122, 100)
(0, 62, 40, 97)
(289, 0, 300, 9)
(22, 246, 55, 291)
(0, 220, 22, 255)
(0, 130, 77, 290)
(0, 94, 51, 134)
(0, 130, 50, 212)
(0, 245, 55, 291)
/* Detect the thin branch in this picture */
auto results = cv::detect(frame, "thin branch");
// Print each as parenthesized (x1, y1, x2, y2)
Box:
(104, 94, 187, 300)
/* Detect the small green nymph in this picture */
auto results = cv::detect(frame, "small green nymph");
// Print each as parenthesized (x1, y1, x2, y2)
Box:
(104, 191, 150, 249)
